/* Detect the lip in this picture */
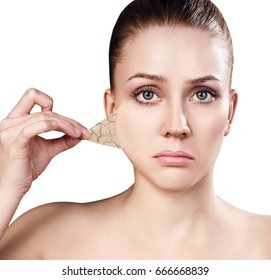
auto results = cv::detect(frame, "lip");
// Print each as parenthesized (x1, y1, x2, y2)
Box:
(152, 150, 195, 167)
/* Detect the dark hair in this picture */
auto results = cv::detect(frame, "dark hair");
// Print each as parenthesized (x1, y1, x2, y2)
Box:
(109, 0, 233, 89)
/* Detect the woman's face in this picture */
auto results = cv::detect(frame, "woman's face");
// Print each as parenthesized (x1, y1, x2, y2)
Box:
(110, 26, 237, 191)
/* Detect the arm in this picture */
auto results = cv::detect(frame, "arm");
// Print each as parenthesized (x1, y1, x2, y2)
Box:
(0, 189, 22, 243)
(0, 88, 90, 251)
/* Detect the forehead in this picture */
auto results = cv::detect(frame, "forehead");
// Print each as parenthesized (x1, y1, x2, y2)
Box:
(115, 26, 230, 88)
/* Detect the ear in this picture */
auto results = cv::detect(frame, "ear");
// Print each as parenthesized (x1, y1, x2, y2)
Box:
(103, 88, 116, 116)
(224, 89, 238, 136)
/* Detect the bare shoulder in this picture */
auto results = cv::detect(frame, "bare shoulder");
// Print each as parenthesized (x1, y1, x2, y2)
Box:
(247, 212, 271, 242)
(231, 206, 271, 258)
(0, 192, 126, 260)
(248, 212, 271, 258)
(217, 198, 271, 259)
(0, 202, 76, 259)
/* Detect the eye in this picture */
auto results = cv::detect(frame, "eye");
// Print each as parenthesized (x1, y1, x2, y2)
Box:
(132, 86, 161, 105)
(141, 90, 155, 100)
(190, 87, 217, 104)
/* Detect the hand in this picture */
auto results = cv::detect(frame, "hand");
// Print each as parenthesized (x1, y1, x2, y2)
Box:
(0, 88, 90, 199)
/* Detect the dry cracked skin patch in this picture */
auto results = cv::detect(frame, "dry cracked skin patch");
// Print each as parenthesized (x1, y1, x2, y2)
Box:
(88, 111, 120, 148)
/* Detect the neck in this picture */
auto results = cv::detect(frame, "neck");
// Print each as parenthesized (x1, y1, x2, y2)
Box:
(123, 170, 220, 249)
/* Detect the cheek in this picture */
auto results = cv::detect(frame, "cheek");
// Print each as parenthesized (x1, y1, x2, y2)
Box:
(116, 110, 135, 148)
(115, 102, 161, 166)
(191, 105, 228, 155)
(116, 104, 148, 150)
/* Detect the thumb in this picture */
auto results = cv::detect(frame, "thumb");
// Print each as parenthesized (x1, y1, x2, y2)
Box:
(48, 135, 81, 158)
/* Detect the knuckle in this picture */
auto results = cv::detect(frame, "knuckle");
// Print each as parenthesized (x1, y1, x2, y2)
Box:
(25, 87, 38, 98)
(25, 88, 54, 109)
(0, 129, 11, 146)
(43, 110, 54, 117)
(34, 111, 54, 122)
(0, 118, 8, 130)
(46, 95, 54, 104)
(20, 125, 32, 139)
(39, 111, 55, 121)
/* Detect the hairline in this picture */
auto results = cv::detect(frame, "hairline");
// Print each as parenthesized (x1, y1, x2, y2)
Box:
(111, 23, 233, 89)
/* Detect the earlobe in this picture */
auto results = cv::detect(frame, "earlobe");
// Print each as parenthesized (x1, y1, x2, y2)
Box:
(224, 124, 231, 136)
(103, 89, 116, 116)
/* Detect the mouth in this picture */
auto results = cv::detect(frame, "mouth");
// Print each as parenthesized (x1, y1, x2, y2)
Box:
(152, 150, 195, 167)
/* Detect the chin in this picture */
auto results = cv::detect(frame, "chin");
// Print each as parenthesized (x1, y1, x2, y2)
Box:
(154, 180, 196, 193)
(140, 171, 199, 193)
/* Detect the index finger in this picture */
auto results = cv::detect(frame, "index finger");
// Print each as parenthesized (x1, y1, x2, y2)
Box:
(7, 88, 54, 118)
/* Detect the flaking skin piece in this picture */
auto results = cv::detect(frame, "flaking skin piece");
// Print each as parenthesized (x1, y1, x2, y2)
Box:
(88, 111, 120, 148)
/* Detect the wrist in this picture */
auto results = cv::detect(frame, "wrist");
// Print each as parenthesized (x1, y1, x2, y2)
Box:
(0, 184, 25, 205)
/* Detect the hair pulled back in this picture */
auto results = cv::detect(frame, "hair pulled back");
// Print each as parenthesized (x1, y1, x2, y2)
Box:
(109, 0, 233, 89)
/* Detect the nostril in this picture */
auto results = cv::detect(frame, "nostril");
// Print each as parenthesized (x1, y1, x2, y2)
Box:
(163, 114, 191, 138)
(160, 105, 191, 138)
(165, 126, 191, 138)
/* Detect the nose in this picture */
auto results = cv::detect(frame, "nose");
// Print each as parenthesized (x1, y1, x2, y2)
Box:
(161, 105, 191, 139)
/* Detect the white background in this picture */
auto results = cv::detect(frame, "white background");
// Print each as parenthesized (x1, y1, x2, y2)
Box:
(0, 0, 270, 221)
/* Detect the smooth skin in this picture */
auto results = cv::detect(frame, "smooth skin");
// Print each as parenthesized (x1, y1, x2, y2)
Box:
(0, 27, 271, 259)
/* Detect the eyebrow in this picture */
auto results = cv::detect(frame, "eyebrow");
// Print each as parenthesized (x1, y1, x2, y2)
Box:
(127, 73, 166, 83)
(188, 75, 221, 85)
(127, 73, 221, 85)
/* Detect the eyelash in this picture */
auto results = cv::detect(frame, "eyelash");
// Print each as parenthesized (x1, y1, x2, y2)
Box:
(191, 86, 220, 104)
(130, 85, 220, 105)
(131, 86, 160, 106)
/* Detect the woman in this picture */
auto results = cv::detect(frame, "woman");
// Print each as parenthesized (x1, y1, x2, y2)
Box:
(0, 0, 270, 259)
